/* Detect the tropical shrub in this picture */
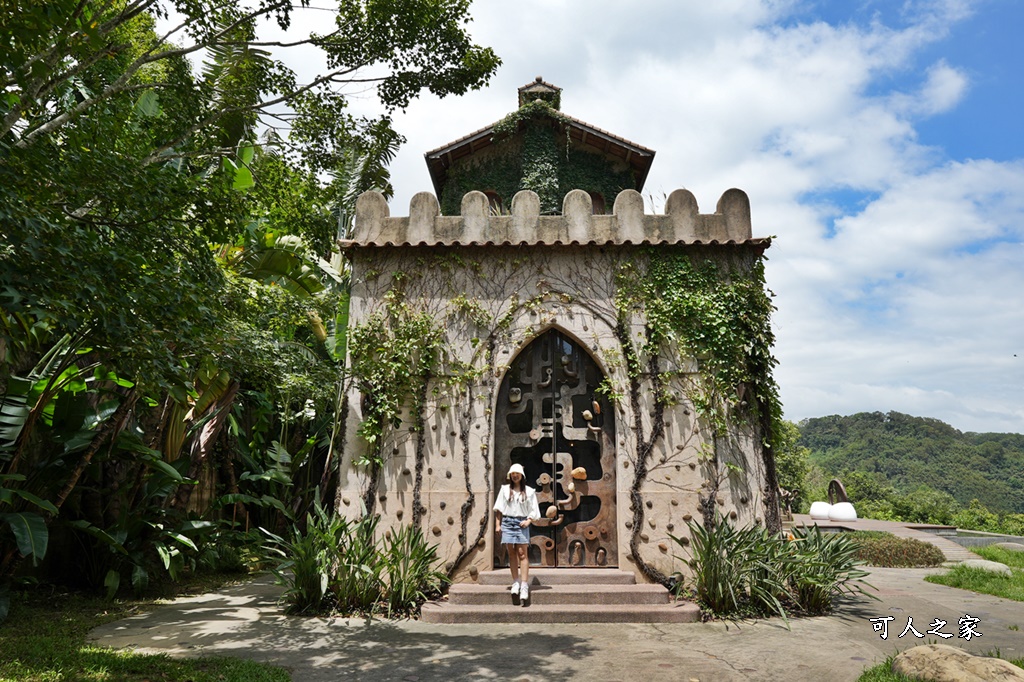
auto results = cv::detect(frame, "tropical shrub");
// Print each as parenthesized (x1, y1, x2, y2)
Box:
(788, 526, 873, 614)
(676, 519, 791, 620)
(196, 528, 267, 575)
(263, 500, 445, 617)
(774, 420, 811, 513)
(330, 510, 385, 614)
(263, 499, 351, 613)
(952, 499, 1003, 533)
(382, 524, 447, 617)
(674, 519, 875, 619)
(1001, 514, 1024, 537)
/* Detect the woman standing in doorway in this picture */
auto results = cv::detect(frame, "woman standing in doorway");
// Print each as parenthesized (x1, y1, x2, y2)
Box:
(494, 463, 541, 604)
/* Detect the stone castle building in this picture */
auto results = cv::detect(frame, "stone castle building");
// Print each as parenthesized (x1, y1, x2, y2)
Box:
(336, 79, 781, 584)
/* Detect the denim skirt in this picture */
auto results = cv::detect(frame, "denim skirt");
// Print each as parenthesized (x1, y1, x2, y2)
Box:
(500, 515, 530, 545)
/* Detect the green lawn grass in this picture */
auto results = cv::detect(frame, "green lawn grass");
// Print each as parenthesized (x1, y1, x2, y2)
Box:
(0, 583, 289, 682)
(924, 546, 1024, 602)
(972, 545, 1024, 569)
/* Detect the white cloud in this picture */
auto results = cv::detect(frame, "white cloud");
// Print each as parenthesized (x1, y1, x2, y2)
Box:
(773, 158, 1024, 433)
(915, 60, 970, 114)
(175, 0, 1021, 432)
(371, 0, 1024, 432)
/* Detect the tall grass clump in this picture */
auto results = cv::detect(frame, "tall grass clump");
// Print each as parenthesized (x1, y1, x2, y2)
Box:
(788, 526, 873, 613)
(262, 499, 351, 613)
(674, 518, 875, 620)
(262, 500, 446, 617)
(679, 520, 791, 620)
(382, 524, 447, 616)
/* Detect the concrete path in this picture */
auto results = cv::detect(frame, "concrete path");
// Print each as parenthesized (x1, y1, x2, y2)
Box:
(89, 566, 1024, 682)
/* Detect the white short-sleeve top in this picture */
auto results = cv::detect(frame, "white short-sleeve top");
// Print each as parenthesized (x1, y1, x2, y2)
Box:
(493, 484, 541, 520)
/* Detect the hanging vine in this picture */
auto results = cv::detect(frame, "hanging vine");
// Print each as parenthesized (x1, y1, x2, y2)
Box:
(346, 281, 445, 513)
(615, 247, 783, 546)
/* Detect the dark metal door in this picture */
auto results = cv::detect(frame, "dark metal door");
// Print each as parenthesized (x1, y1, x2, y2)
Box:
(494, 329, 617, 567)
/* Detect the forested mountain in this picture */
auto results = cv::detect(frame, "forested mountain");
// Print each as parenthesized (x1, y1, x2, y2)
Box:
(798, 412, 1024, 515)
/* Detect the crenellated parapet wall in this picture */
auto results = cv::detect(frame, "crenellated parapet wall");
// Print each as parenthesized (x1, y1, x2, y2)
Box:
(342, 188, 764, 248)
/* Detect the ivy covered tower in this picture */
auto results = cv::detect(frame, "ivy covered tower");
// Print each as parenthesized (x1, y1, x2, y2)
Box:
(425, 77, 655, 215)
(336, 77, 782, 613)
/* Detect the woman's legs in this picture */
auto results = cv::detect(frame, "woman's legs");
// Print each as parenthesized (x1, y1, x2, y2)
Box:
(507, 542, 520, 585)
(516, 544, 529, 586)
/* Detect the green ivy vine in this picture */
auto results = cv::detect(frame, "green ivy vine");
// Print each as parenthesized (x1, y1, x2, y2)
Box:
(519, 123, 562, 213)
(615, 248, 783, 535)
(617, 250, 781, 441)
(491, 99, 570, 140)
(347, 285, 445, 468)
(439, 100, 635, 215)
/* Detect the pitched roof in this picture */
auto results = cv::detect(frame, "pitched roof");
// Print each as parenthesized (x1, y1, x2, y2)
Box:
(423, 105, 656, 199)
(517, 76, 561, 106)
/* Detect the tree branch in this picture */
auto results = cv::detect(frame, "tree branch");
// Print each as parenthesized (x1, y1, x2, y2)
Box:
(141, 63, 365, 165)
(2, 0, 91, 89)
(8, 0, 290, 143)
(224, 27, 342, 49)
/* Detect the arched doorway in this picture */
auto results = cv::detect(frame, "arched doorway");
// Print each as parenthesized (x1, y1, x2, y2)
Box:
(494, 329, 618, 567)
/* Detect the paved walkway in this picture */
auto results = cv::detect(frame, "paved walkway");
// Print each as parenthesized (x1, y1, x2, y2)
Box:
(789, 514, 978, 562)
(90, 565, 1024, 681)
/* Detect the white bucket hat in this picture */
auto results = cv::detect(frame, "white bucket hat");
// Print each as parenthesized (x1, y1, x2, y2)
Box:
(506, 463, 526, 480)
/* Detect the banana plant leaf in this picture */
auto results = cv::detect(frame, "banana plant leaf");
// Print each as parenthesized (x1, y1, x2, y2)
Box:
(1, 512, 48, 564)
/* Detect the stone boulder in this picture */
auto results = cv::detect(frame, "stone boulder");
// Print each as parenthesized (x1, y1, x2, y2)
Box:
(891, 644, 1024, 681)
(960, 559, 1012, 576)
(993, 542, 1024, 553)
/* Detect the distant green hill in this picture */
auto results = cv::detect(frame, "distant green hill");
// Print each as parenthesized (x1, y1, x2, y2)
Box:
(797, 411, 1024, 515)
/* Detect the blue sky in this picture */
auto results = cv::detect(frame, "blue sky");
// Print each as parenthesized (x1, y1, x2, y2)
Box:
(909, 1, 1024, 160)
(272, 0, 1024, 433)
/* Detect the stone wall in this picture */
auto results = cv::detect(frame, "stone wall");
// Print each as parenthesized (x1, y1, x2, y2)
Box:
(344, 187, 755, 247)
(336, 188, 776, 584)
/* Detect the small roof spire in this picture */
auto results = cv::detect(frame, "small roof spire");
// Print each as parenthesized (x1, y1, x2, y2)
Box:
(518, 77, 562, 109)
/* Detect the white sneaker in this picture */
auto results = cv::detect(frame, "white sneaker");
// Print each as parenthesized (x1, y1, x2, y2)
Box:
(520, 582, 530, 601)
(510, 581, 520, 595)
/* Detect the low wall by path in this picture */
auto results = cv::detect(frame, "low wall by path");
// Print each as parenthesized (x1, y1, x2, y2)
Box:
(939, 531, 1024, 548)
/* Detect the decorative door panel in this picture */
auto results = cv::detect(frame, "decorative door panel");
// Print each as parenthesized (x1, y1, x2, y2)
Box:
(494, 329, 617, 567)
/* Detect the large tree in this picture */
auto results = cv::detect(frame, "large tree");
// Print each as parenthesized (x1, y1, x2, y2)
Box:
(1, 0, 498, 382)
(0, 0, 498, 596)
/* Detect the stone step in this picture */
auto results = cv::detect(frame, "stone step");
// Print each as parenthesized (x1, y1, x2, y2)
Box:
(420, 601, 702, 624)
(450, 583, 669, 606)
(478, 568, 636, 585)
